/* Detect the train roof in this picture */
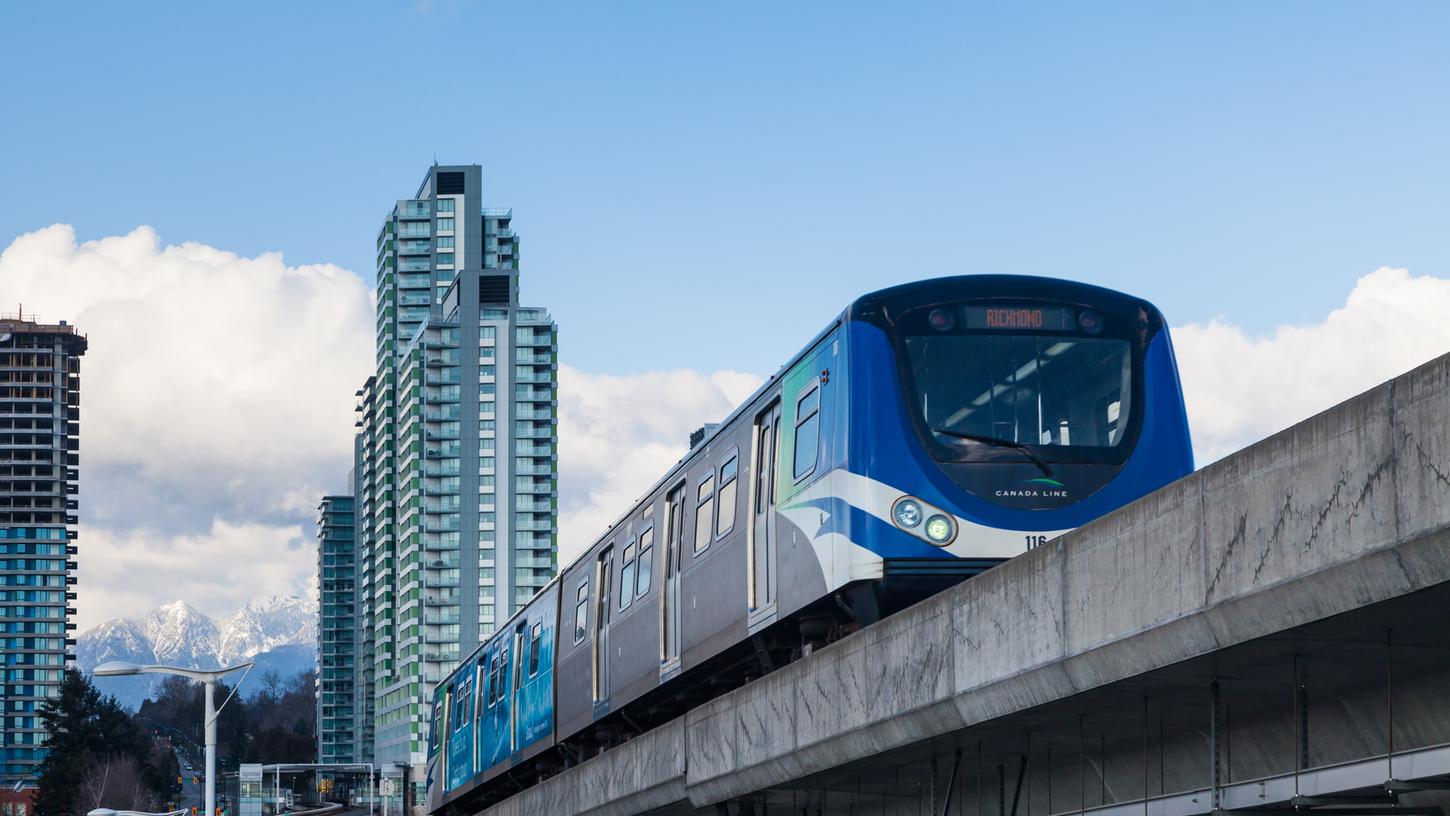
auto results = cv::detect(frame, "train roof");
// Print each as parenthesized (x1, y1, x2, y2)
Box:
(845, 274, 1167, 326)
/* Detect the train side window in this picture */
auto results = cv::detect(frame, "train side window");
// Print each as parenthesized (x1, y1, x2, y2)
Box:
(693, 474, 715, 553)
(793, 383, 821, 481)
(484, 658, 495, 710)
(619, 541, 636, 611)
(452, 682, 466, 729)
(429, 700, 442, 750)
(573, 582, 588, 644)
(474, 660, 486, 721)
(528, 622, 542, 676)
(715, 453, 738, 537)
(635, 525, 654, 597)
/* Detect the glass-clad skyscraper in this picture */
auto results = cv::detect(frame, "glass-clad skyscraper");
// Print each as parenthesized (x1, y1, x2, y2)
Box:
(351, 165, 558, 793)
(0, 315, 86, 788)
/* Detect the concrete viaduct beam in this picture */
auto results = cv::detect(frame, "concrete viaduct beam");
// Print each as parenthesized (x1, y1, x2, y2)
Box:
(478, 352, 1450, 816)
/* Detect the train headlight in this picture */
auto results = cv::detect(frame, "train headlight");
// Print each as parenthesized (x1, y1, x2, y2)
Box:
(893, 498, 923, 529)
(924, 514, 955, 545)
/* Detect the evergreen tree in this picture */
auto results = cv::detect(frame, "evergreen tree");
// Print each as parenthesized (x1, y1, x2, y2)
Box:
(34, 670, 165, 816)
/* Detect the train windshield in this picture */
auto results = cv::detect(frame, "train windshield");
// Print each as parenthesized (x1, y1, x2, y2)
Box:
(904, 334, 1133, 461)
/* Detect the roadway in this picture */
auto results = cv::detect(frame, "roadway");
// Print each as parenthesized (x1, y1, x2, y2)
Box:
(174, 748, 201, 809)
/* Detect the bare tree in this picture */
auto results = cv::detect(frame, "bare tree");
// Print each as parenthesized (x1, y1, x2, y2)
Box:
(261, 668, 284, 701)
(77, 755, 162, 812)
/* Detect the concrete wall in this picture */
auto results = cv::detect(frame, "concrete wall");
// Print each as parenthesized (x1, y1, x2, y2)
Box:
(472, 718, 686, 816)
(477, 352, 1450, 815)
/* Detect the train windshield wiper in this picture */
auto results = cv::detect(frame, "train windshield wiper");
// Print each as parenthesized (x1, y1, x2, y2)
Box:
(931, 427, 1054, 478)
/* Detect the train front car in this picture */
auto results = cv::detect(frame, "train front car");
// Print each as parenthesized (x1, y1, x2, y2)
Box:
(790, 275, 1193, 620)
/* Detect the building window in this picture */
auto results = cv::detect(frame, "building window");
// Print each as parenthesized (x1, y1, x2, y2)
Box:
(437, 252, 455, 266)
(437, 198, 455, 213)
(793, 383, 821, 481)
(437, 218, 455, 232)
(437, 236, 455, 249)
(693, 474, 714, 553)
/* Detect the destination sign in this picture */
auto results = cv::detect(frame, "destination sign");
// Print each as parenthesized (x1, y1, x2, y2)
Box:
(962, 305, 1076, 331)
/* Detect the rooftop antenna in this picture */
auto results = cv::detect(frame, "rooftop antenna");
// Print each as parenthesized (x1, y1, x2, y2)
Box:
(433, 153, 438, 166)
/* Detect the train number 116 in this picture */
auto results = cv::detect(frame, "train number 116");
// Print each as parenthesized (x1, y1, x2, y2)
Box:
(1025, 535, 1050, 549)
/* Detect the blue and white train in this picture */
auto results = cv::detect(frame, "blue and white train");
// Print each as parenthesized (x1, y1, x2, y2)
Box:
(426, 275, 1194, 813)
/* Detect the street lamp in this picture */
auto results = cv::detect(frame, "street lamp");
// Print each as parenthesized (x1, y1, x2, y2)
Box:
(93, 660, 252, 816)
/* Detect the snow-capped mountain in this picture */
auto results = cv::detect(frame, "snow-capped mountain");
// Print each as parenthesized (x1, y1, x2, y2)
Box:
(217, 595, 317, 664)
(78, 595, 317, 709)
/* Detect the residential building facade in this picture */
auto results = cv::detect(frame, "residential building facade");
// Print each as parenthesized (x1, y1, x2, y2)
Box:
(0, 315, 86, 788)
(350, 165, 557, 794)
(316, 492, 359, 764)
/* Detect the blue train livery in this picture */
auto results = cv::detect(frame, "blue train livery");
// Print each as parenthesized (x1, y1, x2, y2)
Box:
(427, 275, 1194, 814)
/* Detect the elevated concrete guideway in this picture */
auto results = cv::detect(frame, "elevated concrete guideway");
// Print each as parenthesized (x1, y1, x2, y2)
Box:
(475, 352, 1450, 816)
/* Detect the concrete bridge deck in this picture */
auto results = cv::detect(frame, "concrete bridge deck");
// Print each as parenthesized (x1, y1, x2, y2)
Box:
(477, 351, 1450, 816)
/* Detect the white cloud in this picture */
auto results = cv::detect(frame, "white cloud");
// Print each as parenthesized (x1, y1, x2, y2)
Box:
(0, 224, 766, 626)
(555, 366, 762, 564)
(77, 520, 313, 627)
(0, 225, 374, 628)
(1174, 267, 1450, 464)
(0, 224, 373, 534)
(7, 222, 1442, 627)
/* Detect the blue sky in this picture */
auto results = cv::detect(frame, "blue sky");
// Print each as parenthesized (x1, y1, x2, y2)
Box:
(6, 1, 1450, 626)
(4, 0, 1449, 377)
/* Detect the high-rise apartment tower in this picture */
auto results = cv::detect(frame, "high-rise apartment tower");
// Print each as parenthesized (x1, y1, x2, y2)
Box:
(316, 491, 359, 764)
(0, 315, 86, 788)
(349, 165, 558, 793)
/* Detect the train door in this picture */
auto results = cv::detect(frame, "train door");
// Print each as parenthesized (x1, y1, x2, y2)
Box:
(750, 400, 782, 619)
(660, 483, 685, 672)
(592, 546, 613, 704)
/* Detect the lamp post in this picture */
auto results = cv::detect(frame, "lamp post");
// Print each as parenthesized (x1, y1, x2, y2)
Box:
(93, 660, 252, 816)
